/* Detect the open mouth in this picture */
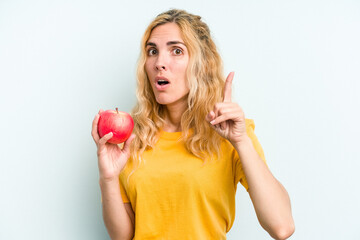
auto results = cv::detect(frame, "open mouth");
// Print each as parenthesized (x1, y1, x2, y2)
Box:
(157, 79, 170, 86)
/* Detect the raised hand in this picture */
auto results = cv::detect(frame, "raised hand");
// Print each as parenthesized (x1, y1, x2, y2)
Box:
(206, 72, 248, 145)
(91, 110, 135, 182)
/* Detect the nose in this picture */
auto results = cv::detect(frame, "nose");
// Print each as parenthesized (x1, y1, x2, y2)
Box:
(155, 53, 167, 71)
(156, 64, 166, 70)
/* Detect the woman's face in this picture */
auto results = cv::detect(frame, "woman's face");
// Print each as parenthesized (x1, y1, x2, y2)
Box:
(145, 22, 190, 108)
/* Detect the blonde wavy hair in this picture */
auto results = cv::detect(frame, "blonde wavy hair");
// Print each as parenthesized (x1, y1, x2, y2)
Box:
(130, 9, 226, 167)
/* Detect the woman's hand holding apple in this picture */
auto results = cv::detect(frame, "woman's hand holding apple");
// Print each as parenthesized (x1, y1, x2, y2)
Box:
(91, 109, 135, 182)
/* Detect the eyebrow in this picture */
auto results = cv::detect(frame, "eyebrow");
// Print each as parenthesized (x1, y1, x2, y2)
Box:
(146, 41, 186, 47)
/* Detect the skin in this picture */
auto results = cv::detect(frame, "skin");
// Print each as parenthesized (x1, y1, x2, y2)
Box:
(145, 22, 190, 132)
(207, 72, 295, 239)
(91, 22, 294, 240)
(91, 115, 135, 240)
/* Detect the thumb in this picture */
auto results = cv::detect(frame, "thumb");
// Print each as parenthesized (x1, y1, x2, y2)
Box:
(206, 111, 215, 122)
(99, 132, 113, 145)
(122, 134, 135, 154)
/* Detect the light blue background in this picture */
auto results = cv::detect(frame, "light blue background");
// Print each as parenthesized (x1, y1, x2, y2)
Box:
(1, 0, 359, 239)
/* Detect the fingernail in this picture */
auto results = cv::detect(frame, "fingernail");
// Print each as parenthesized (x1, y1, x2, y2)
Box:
(210, 120, 215, 125)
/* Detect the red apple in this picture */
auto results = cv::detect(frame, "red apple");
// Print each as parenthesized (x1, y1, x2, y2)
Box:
(98, 108, 134, 144)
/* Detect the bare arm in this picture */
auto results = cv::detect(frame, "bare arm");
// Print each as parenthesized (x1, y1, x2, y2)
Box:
(207, 72, 294, 239)
(234, 138, 295, 240)
(100, 179, 134, 240)
(91, 110, 135, 240)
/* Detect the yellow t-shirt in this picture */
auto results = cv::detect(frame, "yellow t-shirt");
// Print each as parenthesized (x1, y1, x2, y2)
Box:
(119, 119, 266, 239)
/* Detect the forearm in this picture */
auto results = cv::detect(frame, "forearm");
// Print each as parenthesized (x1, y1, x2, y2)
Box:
(100, 179, 134, 240)
(234, 137, 294, 240)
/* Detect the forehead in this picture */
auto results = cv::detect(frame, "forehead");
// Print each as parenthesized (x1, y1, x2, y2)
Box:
(147, 22, 184, 43)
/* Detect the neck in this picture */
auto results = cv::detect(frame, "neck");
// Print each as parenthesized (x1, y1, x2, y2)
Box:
(163, 100, 188, 132)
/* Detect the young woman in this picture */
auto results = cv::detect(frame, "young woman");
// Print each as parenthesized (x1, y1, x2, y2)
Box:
(91, 9, 294, 240)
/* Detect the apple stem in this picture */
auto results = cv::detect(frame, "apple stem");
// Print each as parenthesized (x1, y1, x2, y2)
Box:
(116, 107, 119, 113)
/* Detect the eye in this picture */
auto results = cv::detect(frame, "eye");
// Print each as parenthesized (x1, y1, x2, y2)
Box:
(173, 48, 183, 55)
(147, 48, 157, 56)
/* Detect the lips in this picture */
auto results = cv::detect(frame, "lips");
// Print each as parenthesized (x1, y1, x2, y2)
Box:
(155, 76, 170, 90)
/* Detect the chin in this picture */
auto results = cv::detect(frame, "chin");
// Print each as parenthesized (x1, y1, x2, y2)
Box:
(153, 92, 189, 107)
(155, 97, 172, 105)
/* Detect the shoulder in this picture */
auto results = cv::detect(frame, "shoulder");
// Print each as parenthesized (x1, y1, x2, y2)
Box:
(245, 118, 255, 130)
(245, 118, 257, 140)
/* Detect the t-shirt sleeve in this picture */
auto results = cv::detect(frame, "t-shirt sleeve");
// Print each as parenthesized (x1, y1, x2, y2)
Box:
(119, 176, 130, 203)
(234, 119, 267, 191)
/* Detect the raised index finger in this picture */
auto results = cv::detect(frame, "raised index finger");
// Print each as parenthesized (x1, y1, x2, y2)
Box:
(223, 72, 234, 102)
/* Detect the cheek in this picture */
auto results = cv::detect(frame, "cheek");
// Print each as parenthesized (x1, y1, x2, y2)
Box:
(144, 62, 150, 74)
(174, 59, 189, 75)
(144, 60, 153, 75)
